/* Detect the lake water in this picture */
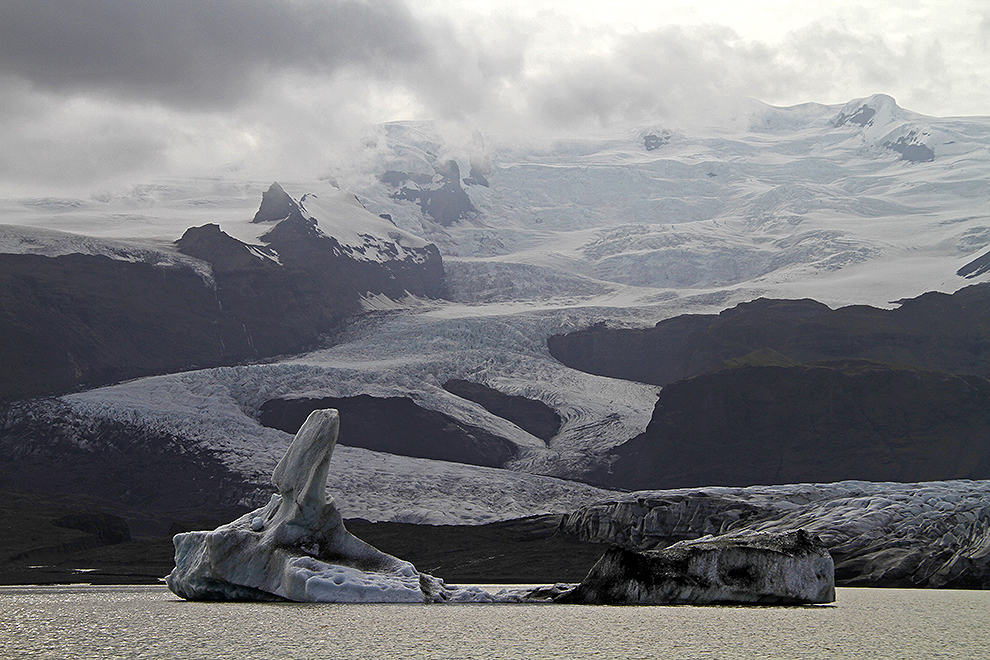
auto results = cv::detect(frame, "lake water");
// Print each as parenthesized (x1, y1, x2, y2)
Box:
(1, 585, 987, 659)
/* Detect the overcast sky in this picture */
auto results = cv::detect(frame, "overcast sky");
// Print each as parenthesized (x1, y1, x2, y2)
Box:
(1, 0, 987, 197)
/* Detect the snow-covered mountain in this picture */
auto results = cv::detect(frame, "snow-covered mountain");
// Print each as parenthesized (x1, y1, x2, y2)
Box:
(2, 94, 989, 524)
(349, 93, 989, 303)
(0, 183, 444, 400)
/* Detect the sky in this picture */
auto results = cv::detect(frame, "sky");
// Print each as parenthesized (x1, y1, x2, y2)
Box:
(1, 0, 988, 197)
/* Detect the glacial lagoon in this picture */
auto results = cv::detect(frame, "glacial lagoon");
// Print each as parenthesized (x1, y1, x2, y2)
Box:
(2, 585, 988, 659)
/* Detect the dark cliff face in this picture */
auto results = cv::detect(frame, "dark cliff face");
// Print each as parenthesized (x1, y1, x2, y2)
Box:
(548, 284, 990, 387)
(0, 185, 446, 401)
(590, 362, 990, 490)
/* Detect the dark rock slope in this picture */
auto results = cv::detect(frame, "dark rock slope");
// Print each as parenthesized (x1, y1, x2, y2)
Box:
(0, 252, 242, 400)
(548, 283, 990, 387)
(258, 395, 517, 468)
(589, 361, 990, 490)
(0, 184, 445, 401)
(380, 160, 478, 226)
(552, 284, 990, 490)
(0, 399, 259, 523)
(442, 379, 561, 441)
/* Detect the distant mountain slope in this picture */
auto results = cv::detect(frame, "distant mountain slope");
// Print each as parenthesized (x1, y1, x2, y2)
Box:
(548, 283, 990, 387)
(351, 94, 990, 302)
(0, 184, 444, 400)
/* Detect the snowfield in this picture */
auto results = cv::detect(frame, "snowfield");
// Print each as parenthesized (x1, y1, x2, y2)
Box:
(5, 94, 990, 522)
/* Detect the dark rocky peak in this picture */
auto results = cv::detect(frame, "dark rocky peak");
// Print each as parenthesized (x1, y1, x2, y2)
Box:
(958, 249, 990, 279)
(434, 159, 461, 180)
(259, 214, 326, 249)
(175, 223, 279, 272)
(830, 93, 899, 128)
(832, 105, 876, 127)
(252, 182, 306, 224)
(884, 129, 935, 162)
(642, 129, 673, 151)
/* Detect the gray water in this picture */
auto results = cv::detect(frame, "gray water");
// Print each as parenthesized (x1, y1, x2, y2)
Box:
(2, 585, 987, 659)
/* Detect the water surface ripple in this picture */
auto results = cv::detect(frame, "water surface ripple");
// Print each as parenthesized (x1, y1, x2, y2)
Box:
(2, 585, 987, 659)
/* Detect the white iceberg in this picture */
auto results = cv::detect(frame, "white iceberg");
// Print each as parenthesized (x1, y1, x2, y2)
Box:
(166, 409, 450, 602)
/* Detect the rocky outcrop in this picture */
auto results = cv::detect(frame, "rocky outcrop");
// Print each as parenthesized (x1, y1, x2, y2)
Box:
(549, 284, 990, 494)
(885, 131, 935, 162)
(442, 379, 562, 441)
(589, 361, 990, 490)
(381, 160, 477, 226)
(830, 94, 938, 162)
(176, 185, 445, 358)
(558, 530, 834, 605)
(642, 129, 672, 151)
(558, 480, 990, 589)
(251, 181, 307, 224)
(0, 252, 248, 400)
(257, 395, 518, 468)
(959, 249, 990, 279)
(548, 284, 990, 387)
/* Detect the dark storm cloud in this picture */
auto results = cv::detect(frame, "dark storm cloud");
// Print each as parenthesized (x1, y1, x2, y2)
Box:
(0, 0, 430, 108)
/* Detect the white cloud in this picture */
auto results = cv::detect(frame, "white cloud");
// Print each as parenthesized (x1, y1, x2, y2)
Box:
(0, 0, 987, 195)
